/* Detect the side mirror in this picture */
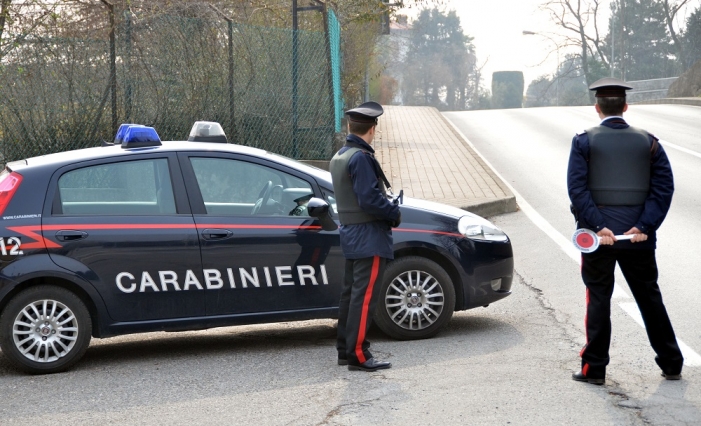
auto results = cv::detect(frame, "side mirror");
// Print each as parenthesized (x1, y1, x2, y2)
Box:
(307, 197, 338, 231)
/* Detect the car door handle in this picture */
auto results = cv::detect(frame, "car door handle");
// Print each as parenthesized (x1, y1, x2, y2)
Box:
(201, 229, 234, 240)
(55, 230, 89, 241)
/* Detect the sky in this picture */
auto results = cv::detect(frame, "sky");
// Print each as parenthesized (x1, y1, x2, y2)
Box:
(396, 0, 698, 91)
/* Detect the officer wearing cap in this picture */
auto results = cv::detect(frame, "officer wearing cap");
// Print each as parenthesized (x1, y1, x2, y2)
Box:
(567, 77, 683, 385)
(329, 101, 401, 372)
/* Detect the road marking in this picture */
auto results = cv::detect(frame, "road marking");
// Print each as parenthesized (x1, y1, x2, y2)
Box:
(445, 116, 700, 367)
(620, 302, 701, 367)
(660, 140, 701, 160)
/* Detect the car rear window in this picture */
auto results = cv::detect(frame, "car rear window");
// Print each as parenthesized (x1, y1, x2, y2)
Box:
(56, 158, 176, 215)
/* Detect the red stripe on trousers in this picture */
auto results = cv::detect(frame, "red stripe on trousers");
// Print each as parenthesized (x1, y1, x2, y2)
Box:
(355, 256, 380, 364)
(580, 288, 590, 357)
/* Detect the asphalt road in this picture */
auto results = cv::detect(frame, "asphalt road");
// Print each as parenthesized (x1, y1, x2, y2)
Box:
(0, 277, 644, 426)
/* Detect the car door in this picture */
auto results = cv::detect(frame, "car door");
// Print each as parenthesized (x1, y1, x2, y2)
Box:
(178, 152, 343, 317)
(41, 153, 205, 322)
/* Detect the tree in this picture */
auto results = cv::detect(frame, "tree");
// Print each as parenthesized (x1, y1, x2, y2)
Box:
(603, 0, 677, 80)
(0, 0, 67, 61)
(401, 8, 478, 110)
(525, 75, 556, 107)
(540, 0, 610, 101)
(681, 5, 701, 69)
(660, 0, 691, 71)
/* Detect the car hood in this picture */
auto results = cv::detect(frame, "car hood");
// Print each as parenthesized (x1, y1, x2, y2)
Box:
(401, 196, 481, 221)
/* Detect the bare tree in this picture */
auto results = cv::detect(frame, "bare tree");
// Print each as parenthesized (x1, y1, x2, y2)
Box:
(660, 0, 691, 70)
(540, 0, 610, 100)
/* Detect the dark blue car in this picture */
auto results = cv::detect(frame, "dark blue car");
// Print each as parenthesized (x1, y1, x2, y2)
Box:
(0, 123, 513, 374)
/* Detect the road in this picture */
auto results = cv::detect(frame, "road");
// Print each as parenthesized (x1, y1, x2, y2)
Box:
(445, 104, 701, 425)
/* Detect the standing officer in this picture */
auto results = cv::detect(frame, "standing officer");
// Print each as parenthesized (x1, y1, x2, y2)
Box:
(329, 101, 401, 372)
(567, 77, 683, 385)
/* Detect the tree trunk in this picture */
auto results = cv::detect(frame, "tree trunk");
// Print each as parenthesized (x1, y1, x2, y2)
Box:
(0, 0, 12, 56)
(662, 0, 689, 71)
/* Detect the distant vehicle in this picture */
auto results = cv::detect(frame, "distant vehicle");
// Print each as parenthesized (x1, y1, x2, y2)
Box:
(0, 122, 513, 374)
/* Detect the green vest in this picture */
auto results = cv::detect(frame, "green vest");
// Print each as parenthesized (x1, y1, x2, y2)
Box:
(329, 147, 387, 225)
(587, 125, 651, 206)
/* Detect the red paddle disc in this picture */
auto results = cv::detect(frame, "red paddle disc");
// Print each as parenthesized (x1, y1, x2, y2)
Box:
(576, 233, 594, 248)
(572, 228, 599, 253)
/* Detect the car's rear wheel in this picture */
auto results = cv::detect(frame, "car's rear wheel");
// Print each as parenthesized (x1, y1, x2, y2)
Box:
(374, 256, 455, 340)
(0, 285, 92, 374)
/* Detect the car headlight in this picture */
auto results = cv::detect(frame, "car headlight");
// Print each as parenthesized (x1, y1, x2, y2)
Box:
(458, 216, 508, 242)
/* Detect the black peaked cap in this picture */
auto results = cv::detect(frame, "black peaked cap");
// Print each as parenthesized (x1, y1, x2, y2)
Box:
(589, 77, 633, 98)
(345, 101, 384, 123)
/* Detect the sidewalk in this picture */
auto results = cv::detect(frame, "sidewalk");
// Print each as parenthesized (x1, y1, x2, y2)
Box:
(374, 106, 517, 218)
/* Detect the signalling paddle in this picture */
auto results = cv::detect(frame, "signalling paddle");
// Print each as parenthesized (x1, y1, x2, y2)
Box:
(571, 228, 635, 253)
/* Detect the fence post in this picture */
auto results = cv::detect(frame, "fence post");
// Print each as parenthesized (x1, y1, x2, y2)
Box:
(209, 4, 236, 143)
(101, 0, 117, 135)
(292, 0, 299, 159)
(125, 9, 132, 122)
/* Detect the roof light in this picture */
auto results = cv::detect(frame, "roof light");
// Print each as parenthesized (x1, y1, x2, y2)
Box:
(114, 123, 144, 144)
(121, 126, 162, 149)
(188, 121, 228, 143)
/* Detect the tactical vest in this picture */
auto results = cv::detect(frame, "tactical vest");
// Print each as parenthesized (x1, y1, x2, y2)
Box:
(329, 147, 387, 225)
(587, 125, 651, 206)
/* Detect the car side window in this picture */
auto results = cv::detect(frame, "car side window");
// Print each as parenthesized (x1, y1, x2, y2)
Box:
(189, 157, 313, 216)
(57, 158, 176, 215)
(323, 191, 337, 215)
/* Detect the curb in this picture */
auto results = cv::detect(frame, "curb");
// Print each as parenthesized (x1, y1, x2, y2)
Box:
(460, 197, 518, 219)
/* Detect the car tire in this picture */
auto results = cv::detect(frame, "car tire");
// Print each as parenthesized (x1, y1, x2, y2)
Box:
(0, 285, 92, 374)
(374, 256, 455, 340)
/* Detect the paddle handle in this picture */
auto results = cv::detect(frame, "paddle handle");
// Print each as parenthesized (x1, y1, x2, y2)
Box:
(612, 234, 635, 241)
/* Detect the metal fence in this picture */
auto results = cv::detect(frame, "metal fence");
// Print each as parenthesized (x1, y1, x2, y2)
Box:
(0, 6, 342, 163)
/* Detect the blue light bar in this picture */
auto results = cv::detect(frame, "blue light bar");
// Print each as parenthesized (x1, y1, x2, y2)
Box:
(114, 123, 144, 144)
(121, 126, 162, 149)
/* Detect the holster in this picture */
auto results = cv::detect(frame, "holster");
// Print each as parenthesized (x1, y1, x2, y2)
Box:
(569, 204, 579, 225)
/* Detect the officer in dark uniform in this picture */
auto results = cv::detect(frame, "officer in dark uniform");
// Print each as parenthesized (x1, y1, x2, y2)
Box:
(567, 77, 683, 385)
(329, 101, 401, 372)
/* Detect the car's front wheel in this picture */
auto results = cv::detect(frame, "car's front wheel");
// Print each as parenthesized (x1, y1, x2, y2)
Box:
(374, 256, 455, 340)
(0, 285, 92, 374)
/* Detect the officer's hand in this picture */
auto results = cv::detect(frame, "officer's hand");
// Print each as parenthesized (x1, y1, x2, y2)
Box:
(624, 227, 648, 243)
(389, 211, 401, 228)
(597, 227, 615, 245)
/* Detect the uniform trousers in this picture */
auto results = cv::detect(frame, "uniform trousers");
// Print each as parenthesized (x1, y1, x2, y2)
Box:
(336, 256, 386, 365)
(580, 247, 683, 378)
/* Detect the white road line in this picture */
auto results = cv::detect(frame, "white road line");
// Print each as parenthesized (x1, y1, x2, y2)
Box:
(660, 140, 701, 160)
(620, 302, 701, 367)
(444, 116, 700, 367)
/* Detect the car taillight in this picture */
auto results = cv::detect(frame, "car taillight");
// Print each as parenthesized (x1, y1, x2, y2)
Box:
(0, 171, 23, 216)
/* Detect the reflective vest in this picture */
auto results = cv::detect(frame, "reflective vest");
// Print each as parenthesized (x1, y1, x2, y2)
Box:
(587, 125, 651, 206)
(329, 147, 387, 225)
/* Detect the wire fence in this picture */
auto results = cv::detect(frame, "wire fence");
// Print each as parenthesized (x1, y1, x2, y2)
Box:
(0, 6, 342, 163)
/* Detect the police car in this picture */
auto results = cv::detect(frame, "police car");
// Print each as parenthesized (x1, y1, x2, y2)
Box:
(0, 122, 513, 374)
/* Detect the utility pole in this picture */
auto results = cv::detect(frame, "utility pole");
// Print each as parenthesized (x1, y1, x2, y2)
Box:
(611, 3, 615, 78)
(522, 31, 560, 106)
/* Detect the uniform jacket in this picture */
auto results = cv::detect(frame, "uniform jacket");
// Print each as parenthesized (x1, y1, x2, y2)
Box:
(567, 117, 674, 250)
(332, 134, 400, 259)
